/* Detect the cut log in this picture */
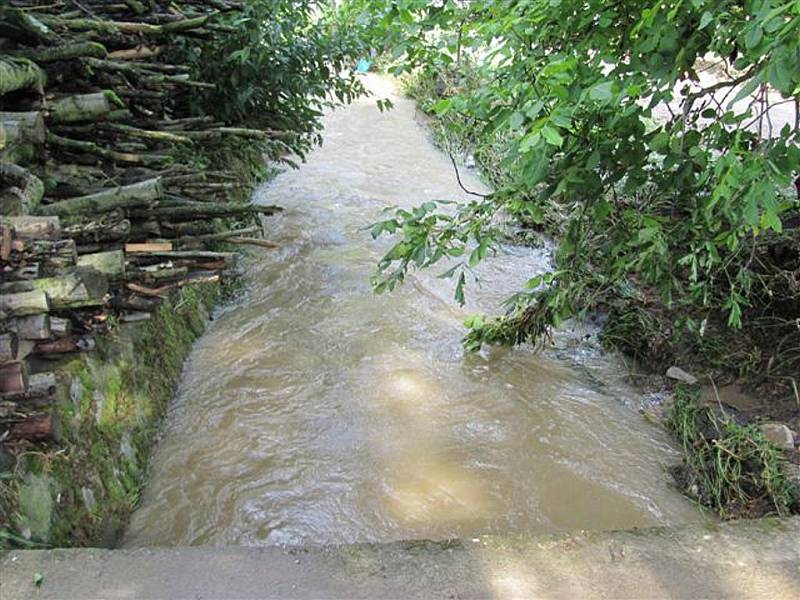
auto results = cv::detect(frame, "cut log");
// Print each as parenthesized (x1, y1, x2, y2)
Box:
(99, 122, 191, 144)
(38, 177, 162, 217)
(30, 270, 108, 309)
(126, 273, 220, 297)
(1, 111, 46, 147)
(77, 250, 125, 276)
(1, 225, 9, 260)
(27, 372, 58, 397)
(175, 225, 260, 247)
(126, 250, 235, 265)
(35, 336, 95, 355)
(49, 317, 71, 338)
(41, 14, 210, 36)
(18, 41, 107, 63)
(131, 201, 258, 220)
(0, 290, 49, 317)
(0, 281, 33, 294)
(125, 242, 172, 252)
(109, 294, 161, 312)
(0, 216, 61, 239)
(13, 339, 35, 362)
(49, 91, 122, 124)
(0, 6, 52, 42)
(0, 362, 28, 396)
(141, 266, 188, 281)
(9, 315, 51, 340)
(0, 57, 45, 95)
(0, 334, 18, 364)
(63, 211, 130, 243)
(4, 264, 41, 281)
(181, 127, 285, 140)
(0, 164, 45, 215)
(45, 132, 172, 167)
(108, 45, 161, 60)
(120, 312, 150, 323)
(10, 238, 77, 271)
(7, 413, 58, 443)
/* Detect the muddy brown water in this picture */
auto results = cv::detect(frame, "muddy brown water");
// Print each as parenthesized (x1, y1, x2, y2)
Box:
(124, 76, 702, 547)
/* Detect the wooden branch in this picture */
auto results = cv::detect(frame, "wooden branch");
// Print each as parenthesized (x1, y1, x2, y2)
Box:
(227, 237, 279, 249)
(45, 132, 172, 167)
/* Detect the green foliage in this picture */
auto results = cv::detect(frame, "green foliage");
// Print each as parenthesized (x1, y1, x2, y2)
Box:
(350, 0, 800, 354)
(169, 0, 367, 158)
(667, 385, 797, 518)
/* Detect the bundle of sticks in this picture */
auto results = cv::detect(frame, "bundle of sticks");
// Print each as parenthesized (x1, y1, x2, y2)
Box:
(0, 1, 284, 445)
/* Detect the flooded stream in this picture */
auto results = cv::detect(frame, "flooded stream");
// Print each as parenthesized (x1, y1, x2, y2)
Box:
(124, 75, 701, 547)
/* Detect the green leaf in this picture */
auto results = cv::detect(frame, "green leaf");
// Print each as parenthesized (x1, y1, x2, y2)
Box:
(744, 26, 763, 49)
(589, 81, 614, 102)
(541, 125, 563, 147)
(728, 76, 761, 107)
(432, 98, 452, 115)
(760, 210, 782, 233)
(455, 272, 466, 306)
(649, 131, 670, 153)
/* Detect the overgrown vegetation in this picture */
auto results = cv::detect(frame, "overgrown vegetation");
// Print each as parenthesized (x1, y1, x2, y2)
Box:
(340, 1, 800, 393)
(667, 385, 798, 518)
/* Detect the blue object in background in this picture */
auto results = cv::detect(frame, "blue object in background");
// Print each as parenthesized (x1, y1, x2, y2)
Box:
(355, 58, 372, 73)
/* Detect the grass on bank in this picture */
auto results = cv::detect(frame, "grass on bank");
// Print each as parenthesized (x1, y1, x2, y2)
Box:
(666, 385, 798, 519)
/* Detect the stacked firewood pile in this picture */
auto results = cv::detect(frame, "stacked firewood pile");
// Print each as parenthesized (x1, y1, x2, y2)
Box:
(0, 1, 283, 444)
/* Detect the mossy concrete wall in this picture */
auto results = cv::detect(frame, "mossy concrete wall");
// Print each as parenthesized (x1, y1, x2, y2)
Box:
(1, 283, 219, 548)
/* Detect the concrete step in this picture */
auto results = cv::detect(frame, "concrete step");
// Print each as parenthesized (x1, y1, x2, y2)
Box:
(2, 517, 799, 599)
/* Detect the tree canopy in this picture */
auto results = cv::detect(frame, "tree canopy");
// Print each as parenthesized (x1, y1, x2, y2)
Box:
(338, 0, 800, 356)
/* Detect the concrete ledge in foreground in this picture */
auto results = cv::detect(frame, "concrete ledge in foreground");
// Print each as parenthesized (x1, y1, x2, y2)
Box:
(2, 517, 799, 599)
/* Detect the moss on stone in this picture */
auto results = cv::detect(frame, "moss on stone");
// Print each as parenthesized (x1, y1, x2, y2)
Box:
(0, 282, 220, 548)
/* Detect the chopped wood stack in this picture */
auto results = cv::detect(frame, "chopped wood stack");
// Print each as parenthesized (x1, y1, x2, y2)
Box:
(1, 1, 283, 446)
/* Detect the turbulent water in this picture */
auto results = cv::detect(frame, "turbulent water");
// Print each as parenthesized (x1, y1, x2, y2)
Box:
(124, 75, 701, 547)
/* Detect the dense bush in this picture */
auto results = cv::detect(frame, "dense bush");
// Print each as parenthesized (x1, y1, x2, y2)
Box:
(171, 0, 367, 160)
